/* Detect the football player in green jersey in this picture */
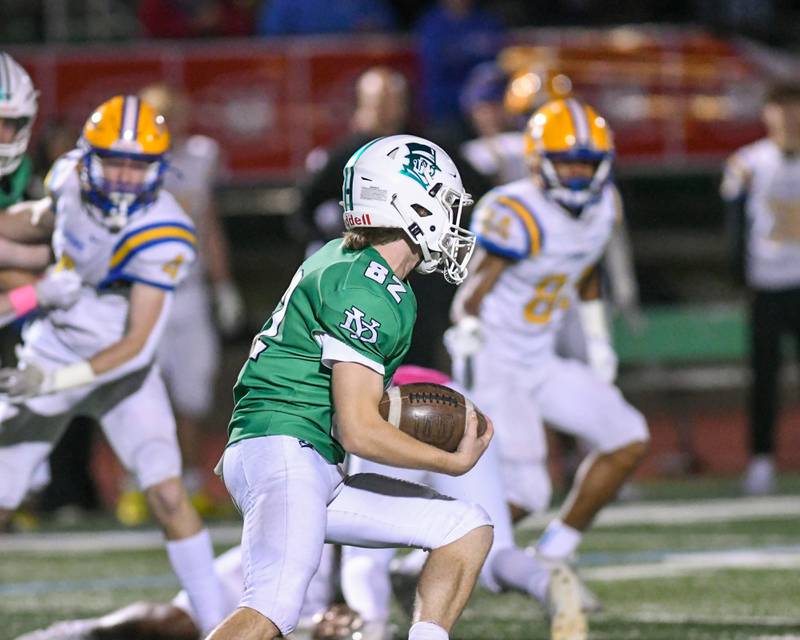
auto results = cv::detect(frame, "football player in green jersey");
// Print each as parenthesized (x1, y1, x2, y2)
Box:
(0, 52, 53, 279)
(209, 135, 493, 640)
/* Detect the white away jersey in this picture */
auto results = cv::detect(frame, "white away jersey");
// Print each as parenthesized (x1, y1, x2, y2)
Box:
(25, 150, 197, 362)
(471, 179, 618, 365)
(721, 138, 800, 289)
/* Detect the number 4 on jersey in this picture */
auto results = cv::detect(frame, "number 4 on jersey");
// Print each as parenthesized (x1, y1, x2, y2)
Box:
(249, 268, 304, 360)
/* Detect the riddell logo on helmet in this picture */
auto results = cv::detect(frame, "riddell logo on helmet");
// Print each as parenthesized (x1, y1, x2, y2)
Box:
(345, 213, 372, 226)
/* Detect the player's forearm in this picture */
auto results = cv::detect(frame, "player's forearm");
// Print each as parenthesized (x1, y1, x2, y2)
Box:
(0, 237, 52, 271)
(338, 415, 454, 474)
(89, 336, 149, 376)
(0, 198, 55, 242)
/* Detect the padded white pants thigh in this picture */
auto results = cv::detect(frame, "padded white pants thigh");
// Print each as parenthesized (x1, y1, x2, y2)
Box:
(535, 357, 649, 452)
(222, 436, 340, 635)
(223, 436, 490, 635)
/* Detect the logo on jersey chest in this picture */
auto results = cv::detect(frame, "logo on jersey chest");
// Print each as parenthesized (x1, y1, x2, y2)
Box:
(339, 306, 381, 344)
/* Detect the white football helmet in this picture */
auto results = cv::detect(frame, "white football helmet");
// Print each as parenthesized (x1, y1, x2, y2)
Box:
(0, 53, 38, 177)
(341, 134, 475, 284)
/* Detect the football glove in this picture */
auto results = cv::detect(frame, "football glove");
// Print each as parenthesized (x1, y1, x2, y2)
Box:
(0, 361, 45, 402)
(443, 315, 483, 358)
(579, 300, 618, 384)
(35, 268, 82, 310)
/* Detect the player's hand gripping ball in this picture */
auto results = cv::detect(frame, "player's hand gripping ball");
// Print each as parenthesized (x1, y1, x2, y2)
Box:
(379, 382, 488, 452)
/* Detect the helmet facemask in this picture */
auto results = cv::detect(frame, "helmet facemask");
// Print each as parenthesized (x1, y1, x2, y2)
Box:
(0, 54, 38, 177)
(80, 147, 167, 231)
(409, 182, 475, 284)
(539, 148, 613, 211)
(0, 115, 33, 176)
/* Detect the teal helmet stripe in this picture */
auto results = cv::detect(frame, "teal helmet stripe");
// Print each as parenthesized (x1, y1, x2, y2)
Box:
(342, 136, 384, 211)
(0, 54, 8, 101)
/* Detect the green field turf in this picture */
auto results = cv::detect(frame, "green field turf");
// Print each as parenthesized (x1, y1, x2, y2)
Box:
(3, 476, 800, 640)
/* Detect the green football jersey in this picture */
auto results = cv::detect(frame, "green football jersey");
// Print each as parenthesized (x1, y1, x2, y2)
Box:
(0, 155, 32, 208)
(228, 239, 418, 463)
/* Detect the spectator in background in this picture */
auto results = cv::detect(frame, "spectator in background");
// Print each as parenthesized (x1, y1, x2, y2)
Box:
(416, 0, 505, 138)
(139, 0, 256, 38)
(721, 82, 800, 495)
(294, 67, 409, 256)
(257, 0, 395, 36)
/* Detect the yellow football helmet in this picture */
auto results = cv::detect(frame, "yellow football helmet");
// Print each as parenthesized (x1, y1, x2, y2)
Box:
(79, 95, 170, 230)
(524, 97, 614, 210)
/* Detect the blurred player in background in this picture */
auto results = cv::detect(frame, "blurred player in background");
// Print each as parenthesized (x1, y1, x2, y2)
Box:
(459, 62, 528, 186)
(110, 83, 246, 524)
(0, 95, 228, 634)
(208, 135, 493, 640)
(339, 365, 587, 640)
(462, 63, 643, 485)
(722, 82, 800, 495)
(0, 52, 52, 301)
(447, 98, 649, 579)
(0, 53, 95, 528)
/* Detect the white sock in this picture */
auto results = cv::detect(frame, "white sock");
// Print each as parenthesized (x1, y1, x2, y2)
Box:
(536, 519, 582, 560)
(491, 547, 553, 603)
(166, 529, 226, 633)
(408, 621, 448, 640)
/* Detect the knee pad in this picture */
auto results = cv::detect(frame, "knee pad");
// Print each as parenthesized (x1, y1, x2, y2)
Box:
(438, 501, 492, 548)
(501, 460, 552, 515)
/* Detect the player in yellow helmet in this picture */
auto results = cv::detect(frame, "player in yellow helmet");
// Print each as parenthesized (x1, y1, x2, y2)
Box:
(523, 98, 614, 211)
(78, 95, 171, 230)
(447, 98, 649, 636)
(0, 95, 228, 635)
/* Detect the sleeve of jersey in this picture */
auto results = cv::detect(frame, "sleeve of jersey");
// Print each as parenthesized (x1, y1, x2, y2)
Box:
(43, 150, 82, 200)
(470, 193, 544, 260)
(317, 289, 400, 376)
(99, 222, 198, 291)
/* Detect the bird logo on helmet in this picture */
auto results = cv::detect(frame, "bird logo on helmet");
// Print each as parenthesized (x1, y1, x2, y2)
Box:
(0, 52, 39, 177)
(78, 95, 170, 231)
(341, 134, 476, 285)
(524, 97, 614, 211)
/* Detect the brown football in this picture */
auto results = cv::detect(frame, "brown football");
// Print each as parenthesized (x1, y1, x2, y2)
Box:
(379, 382, 488, 452)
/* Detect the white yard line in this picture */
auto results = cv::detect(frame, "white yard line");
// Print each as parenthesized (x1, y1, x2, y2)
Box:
(1, 495, 798, 553)
(520, 494, 800, 530)
(582, 546, 800, 582)
(621, 612, 800, 628)
(0, 524, 242, 553)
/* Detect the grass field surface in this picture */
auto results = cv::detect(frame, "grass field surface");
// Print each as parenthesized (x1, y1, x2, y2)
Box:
(3, 476, 799, 640)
